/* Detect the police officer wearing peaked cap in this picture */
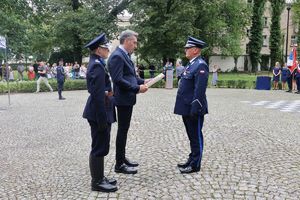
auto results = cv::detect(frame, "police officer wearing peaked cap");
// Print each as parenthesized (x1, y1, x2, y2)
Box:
(82, 33, 118, 192)
(174, 36, 209, 174)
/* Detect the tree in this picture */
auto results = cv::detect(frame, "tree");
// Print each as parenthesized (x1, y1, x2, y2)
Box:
(292, 0, 300, 48)
(129, 0, 250, 65)
(248, 0, 266, 72)
(269, 0, 285, 68)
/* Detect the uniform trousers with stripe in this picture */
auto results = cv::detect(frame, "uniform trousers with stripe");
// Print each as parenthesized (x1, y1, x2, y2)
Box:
(182, 115, 204, 168)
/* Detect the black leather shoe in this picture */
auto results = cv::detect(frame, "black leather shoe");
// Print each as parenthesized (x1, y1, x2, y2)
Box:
(115, 163, 137, 174)
(286, 90, 292, 93)
(177, 159, 191, 168)
(91, 179, 118, 192)
(124, 157, 139, 167)
(104, 177, 117, 185)
(179, 166, 200, 174)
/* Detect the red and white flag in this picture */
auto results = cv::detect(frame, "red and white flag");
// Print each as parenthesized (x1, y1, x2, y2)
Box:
(287, 47, 297, 73)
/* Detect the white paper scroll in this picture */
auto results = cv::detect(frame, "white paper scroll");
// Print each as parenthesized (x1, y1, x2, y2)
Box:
(145, 73, 165, 87)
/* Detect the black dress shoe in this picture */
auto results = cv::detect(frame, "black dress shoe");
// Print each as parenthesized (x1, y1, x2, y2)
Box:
(124, 157, 139, 167)
(179, 166, 200, 174)
(115, 163, 137, 174)
(91, 179, 118, 192)
(177, 159, 191, 168)
(104, 177, 117, 185)
(286, 90, 292, 93)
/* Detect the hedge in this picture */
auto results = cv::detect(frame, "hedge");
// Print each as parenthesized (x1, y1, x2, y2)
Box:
(0, 79, 87, 93)
(0, 78, 259, 94)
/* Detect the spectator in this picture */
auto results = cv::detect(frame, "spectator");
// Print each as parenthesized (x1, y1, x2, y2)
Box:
(138, 64, 145, 79)
(33, 61, 39, 79)
(73, 61, 80, 79)
(79, 64, 87, 79)
(149, 64, 155, 78)
(281, 63, 289, 90)
(211, 65, 219, 86)
(35, 61, 53, 93)
(27, 66, 35, 80)
(175, 60, 185, 84)
(272, 62, 281, 90)
(0, 64, 2, 81)
(8, 66, 14, 81)
(17, 61, 25, 81)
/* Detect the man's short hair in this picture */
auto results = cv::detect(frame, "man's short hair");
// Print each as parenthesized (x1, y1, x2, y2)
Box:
(119, 30, 138, 44)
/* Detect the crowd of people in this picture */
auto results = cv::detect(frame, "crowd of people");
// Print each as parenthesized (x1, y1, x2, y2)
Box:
(0, 61, 87, 81)
(272, 61, 300, 94)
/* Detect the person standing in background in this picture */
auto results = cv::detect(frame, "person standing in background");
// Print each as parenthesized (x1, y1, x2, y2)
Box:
(56, 59, 66, 100)
(272, 62, 281, 90)
(211, 65, 219, 86)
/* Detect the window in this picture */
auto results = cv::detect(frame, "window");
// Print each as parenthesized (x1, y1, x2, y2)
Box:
(263, 35, 268, 47)
(291, 35, 297, 46)
(246, 29, 250, 37)
(264, 17, 268, 27)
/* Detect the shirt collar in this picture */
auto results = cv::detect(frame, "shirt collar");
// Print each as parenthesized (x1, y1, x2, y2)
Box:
(189, 57, 198, 65)
(119, 45, 129, 56)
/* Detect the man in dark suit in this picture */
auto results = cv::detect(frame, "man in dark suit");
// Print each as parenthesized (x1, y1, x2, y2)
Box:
(108, 30, 148, 174)
(83, 33, 118, 192)
(174, 36, 209, 174)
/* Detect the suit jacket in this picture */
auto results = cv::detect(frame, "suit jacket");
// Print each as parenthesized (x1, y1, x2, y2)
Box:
(174, 56, 209, 116)
(108, 47, 144, 106)
(83, 54, 116, 125)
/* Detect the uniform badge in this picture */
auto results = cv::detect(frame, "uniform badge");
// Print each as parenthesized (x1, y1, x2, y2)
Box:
(95, 59, 100, 63)
(183, 71, 186, 75)
(199, 70, 205, 74)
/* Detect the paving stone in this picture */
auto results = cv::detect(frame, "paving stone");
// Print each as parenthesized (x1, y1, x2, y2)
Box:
(1, 89, 300, 199)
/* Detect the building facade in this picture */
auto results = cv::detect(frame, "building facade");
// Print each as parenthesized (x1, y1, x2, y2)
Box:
(209, 0, 298, 72)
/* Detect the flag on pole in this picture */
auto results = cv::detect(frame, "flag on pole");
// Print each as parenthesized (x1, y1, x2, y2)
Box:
(0, 36, 6, 49)
(287, 47, 297, 73)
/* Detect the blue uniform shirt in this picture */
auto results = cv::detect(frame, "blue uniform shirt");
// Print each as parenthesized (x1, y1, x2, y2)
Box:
(56, 65, 65, 81)
(174, 56, 209, 116)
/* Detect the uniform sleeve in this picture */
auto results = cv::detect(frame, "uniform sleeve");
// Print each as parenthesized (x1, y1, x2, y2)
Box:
(88, 64, 107, 125)
(108, 54, 140, 93)
(190, 63, 209, 116)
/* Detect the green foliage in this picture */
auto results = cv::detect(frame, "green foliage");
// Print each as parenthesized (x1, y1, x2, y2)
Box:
(293, 0, 300, 48)
(269, 0, 285, 67)
(249, 0, 266, 72)
(129, 0, 250, 63)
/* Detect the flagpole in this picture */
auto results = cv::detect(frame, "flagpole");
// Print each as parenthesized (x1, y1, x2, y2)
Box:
(5, 35, 11, 105)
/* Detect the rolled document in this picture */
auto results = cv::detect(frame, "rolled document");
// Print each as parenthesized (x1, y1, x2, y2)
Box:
(145, 73, 165, 87)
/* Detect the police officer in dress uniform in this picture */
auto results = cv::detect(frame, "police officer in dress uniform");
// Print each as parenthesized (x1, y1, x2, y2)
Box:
(56, 59, 66, 100)
(174, 36, 209, 174)
(82, 33, 118, 192)
(108, 30, 148, 174)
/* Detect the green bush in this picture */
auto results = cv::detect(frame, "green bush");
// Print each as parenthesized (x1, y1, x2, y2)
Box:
(0, 79, 87, 94)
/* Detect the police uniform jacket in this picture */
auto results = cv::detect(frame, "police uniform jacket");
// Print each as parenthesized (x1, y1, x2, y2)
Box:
(83, 54, 116, 125)
(108, 47, 144, 106)
(174, 56, 209, 116)
(56, 65, 65, 82)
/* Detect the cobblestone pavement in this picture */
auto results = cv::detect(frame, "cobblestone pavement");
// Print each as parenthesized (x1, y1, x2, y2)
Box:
(0, 88, 300, 199)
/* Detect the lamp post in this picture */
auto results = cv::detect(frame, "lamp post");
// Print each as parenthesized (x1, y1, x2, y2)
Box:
(285, 0, 292, 63)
